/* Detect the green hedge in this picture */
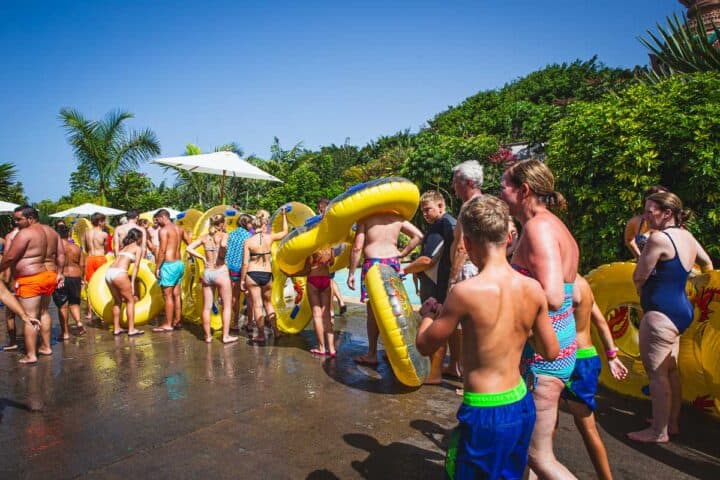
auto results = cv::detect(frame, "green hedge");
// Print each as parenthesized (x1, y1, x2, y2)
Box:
(547, 72, 720, 272)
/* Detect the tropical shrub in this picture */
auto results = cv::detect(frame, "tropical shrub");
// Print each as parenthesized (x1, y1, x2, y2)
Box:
(547, 72, 720, 271)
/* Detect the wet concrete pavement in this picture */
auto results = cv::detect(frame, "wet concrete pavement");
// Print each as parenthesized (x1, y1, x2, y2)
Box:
(1, 303, 719, 479)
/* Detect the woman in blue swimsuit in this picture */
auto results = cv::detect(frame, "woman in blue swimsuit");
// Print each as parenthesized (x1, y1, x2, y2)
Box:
(630, 192, 713, 443)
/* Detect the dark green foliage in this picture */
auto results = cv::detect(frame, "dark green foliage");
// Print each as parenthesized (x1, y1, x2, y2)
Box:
(547, 72, 720, 271)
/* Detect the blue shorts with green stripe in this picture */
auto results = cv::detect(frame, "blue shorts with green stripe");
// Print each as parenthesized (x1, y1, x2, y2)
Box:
(445, 380, 535, 480)
(561, 346, 601, 411)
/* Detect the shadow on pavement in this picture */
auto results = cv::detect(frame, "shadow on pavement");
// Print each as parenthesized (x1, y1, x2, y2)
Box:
(343, 432, 444, 479)
(592, 387, 720, 478)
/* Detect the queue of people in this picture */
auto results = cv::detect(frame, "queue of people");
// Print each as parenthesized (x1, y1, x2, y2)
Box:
(0, 160, 715, 479)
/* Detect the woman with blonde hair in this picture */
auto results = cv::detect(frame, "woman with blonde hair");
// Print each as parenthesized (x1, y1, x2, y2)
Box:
(241, 208, 288, 343)
(500, 158, 579, 479)
(105, 228, 145, 337)
(186, 214, 238, 344)
(629, 192, 713, 443)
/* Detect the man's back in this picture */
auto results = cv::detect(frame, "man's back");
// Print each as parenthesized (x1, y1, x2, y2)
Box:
(454, 264, 550, 393)
(11, 224, 48, 277)
(160, 223, 183, 261)
(41, 224, 61, 272)
(85, 228, 108, 256)
(362, 213, 404, 258)
(63, 240, 82, 277)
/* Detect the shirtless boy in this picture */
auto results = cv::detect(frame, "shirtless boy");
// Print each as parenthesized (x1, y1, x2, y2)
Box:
(562, 275, 628, 479)
(416, 195, 559, 479)
(0, 206, 57, 364)
(2, 222, 19, 349)
(347, 212, 423, 366)
(113, 209, 147, 260)
(83, 212, 109, 322)
(53, 225, 86, 340)
(153, 209, 191, 332)
(39, 221, 65, 352)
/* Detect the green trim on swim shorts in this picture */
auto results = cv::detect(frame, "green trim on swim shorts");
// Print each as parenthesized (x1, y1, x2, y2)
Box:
(576, 346, 598, 359)
(445, 427, 460, 479)
(462, 380, 527, 408)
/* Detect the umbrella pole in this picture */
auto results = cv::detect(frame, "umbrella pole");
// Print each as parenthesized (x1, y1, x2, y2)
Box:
(221, 171, 226, 204)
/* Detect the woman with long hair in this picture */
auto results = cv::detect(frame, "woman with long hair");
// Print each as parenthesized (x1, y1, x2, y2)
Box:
(629, 192, 713, 443)
(500, 159, 579, 479)
(105, 228, 145, 337)
(240, 208, 288, 343)
(186, 214, 238, 344)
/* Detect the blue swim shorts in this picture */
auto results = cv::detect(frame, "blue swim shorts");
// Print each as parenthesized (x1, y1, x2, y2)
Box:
(561, 346, 601, 411)
(159, 260, 185, 287)
(445, 380, 535, 480)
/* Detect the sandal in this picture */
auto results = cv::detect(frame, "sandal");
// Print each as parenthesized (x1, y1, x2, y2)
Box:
(310, 348, 327, 356)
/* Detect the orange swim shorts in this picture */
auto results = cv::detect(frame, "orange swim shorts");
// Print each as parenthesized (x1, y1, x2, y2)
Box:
(85, 255, 108, 282)
(15, 271, 58, 299)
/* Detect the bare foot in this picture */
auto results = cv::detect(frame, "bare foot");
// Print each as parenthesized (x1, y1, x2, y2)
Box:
(152, 326, 174, 333)
(645, 418, 680, 435)
(455, 388, 464, 396)
(310, 347, 327, 356)
(205, 336, 213, 344)
(627, 428, 669, 443)
(38, 348, 52, 356)
(222, 335, 239, 344)
(354, 355, 379, 366)
(2, 343, 18, 351)
(249, 336, 266, 344)
(56, 334, 70, 342)
(18, 355, 38, 364)
(75, 325, 87, 336)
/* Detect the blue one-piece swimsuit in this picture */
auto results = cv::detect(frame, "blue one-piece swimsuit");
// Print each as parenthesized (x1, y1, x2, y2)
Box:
(640, 230, 694, 334)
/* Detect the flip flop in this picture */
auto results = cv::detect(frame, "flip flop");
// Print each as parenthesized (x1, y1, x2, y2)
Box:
(151, 327, 174, 333)
(128, 330, 145, 337)
(310, 348, 327, 356)
(222, 337, 239, 344)
(18, 356, 37, 365)
(113, 330, 127, 336)
(75, 326, 87, 336)
(38, 350, 53, 356)
(2, 344, 19, 351)
(327, 352, 337, 359)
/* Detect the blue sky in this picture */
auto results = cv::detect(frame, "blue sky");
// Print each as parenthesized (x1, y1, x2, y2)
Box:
(1, 0, 683, 202)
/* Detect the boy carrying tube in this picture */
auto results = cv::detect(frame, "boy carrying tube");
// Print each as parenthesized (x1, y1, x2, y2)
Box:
(416, 195, 559, 480)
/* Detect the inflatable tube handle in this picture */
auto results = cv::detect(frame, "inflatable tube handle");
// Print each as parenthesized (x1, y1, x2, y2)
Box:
(290, 304, 300, 319)
(176, 212, 187, 220)
(284, 204, 293, 213)
(225, 209, 237, 216)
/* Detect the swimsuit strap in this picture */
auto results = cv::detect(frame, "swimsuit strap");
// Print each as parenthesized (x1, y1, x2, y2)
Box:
(661, 230, 680, 259)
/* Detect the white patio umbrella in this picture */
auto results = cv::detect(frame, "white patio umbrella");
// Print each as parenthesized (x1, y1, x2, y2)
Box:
(153, 151, 281, 203)
(0, 200, 20, 214)
(49, 202, 126, 218)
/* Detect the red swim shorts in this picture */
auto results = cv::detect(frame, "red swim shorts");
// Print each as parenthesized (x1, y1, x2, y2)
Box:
(85, 255, 108, 282)
(15, 271, 58, 298)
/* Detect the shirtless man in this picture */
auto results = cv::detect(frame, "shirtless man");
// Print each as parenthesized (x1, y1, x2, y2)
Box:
(416, 195, 559, 478)
(83, 212, 109, 322)
(53, 225, 86, 340)
(347, 212, 423, 366)
(562, 275, 628, 480)
(153, 209, 191, 332)
(0, 206, 57, 364)
(40, 220, 65, 352)
(113, 209, 147, 260)
(2, 222, 20, 350)
(445, 160, 485, 380)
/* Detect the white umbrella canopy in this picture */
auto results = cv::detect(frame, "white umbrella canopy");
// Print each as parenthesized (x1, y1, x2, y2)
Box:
(50, 203, 126, 218)
(153, 151, 281, 202)
(0, 200, 20, 214)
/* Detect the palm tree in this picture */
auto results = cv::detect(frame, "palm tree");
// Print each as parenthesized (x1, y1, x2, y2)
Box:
(59, 108, 161, 205)
(0, 162, 24, 202)
(639, 13, 720, 83)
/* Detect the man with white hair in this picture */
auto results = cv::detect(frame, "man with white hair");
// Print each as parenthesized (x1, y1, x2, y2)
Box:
(445, 160, 484, 381)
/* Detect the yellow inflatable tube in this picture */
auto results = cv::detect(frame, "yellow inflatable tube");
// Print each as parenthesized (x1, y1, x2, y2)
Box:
(185, 206, 239, 331)
(270, 202, 315, 334)
(275, 177, 420, 273)
(588, 263, 720, 416)
(86, 259, 165, 327)
(366, 263, 429, 387)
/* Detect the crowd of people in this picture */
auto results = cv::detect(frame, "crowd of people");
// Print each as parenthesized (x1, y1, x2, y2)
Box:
(0, 158, 715, 478)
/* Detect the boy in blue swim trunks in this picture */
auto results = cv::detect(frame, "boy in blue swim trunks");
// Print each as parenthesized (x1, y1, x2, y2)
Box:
(416, 195, 559, 480)
(347, 212, 423, 366)
(153, 209, 191, 332)
(562, 275, 627, 479)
